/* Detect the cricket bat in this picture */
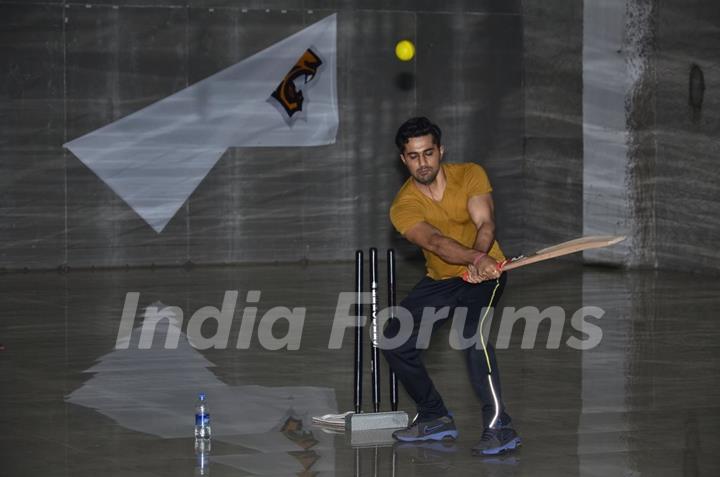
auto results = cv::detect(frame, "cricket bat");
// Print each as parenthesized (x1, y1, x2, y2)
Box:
(464, 235, 625, 280)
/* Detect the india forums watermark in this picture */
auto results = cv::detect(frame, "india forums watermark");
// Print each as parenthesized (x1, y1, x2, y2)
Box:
(115, 291, 604, 351)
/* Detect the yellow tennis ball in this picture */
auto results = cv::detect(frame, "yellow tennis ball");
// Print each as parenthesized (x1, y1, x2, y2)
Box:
(395, 40, 415, 61)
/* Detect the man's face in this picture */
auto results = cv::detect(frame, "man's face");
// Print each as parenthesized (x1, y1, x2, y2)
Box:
(400, 134, 444, 185)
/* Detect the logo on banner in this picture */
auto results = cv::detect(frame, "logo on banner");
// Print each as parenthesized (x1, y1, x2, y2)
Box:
(271, 48, 324, 118)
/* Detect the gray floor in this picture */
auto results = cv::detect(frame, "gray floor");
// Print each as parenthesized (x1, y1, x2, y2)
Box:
(1, 259, 718, 476)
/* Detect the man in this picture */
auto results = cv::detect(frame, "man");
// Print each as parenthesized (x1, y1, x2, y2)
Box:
(383, 117, 521, 455)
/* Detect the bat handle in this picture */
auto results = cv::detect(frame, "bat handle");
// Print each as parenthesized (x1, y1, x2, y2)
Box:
(462, 259, 508, 282)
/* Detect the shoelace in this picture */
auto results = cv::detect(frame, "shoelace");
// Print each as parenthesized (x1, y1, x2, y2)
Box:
(480, 427, 499, 442)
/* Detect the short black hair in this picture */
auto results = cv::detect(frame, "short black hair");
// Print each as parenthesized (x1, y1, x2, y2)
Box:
(395, 117, 442, 152)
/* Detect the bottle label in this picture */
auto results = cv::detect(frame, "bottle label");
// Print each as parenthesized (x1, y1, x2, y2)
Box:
(195, 413, 210, 426)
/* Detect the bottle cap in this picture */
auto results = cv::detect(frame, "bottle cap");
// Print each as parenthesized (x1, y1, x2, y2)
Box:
(199, 393, 206, 401)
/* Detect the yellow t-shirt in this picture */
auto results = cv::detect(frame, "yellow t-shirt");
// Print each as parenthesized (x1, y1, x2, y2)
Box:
(390, 163, 505, 280)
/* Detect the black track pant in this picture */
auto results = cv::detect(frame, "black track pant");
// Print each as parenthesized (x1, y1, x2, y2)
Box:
(382, 273, 511, 427)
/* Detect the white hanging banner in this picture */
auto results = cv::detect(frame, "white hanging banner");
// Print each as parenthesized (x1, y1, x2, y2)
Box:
(64, 14, 338, 233)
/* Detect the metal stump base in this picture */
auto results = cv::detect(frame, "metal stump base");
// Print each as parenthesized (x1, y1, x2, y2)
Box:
(346, 411, 409, 432)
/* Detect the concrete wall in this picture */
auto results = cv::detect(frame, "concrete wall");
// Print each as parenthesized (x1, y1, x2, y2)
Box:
(3, 0, 717, 273)
(522, 1, 585, 252)
(654, 0, 720, 273)
(522, 0, 719, 274)
(582, 0, 720, 273)
(0, 0, 523, 270)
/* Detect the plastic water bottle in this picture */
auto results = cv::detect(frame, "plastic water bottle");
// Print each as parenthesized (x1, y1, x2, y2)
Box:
(194, 437, 211, 476)
(194, 393, 211, 439)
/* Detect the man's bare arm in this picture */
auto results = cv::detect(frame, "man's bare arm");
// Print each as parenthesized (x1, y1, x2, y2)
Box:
(467, 193, 502, 281)
(467, 193, 496, 253)
(403, 222, 483, 266)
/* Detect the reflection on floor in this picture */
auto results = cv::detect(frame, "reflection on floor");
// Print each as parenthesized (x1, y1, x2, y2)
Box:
(1, 260, 719, 476)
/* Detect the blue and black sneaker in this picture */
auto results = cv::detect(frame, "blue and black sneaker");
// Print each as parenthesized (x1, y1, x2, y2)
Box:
(392, 415, 458, 442)
(471, 424, 521, 455)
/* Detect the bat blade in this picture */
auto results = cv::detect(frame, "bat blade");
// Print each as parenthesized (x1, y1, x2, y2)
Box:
(501, 235, 625, 271)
